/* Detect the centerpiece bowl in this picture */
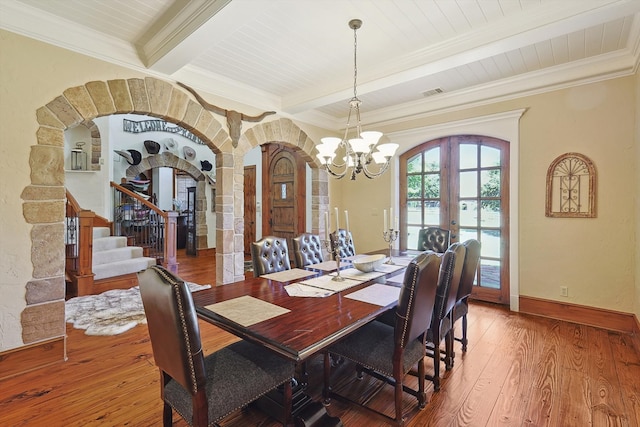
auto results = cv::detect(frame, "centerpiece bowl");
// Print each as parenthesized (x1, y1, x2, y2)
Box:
(352, 254, 386, 273)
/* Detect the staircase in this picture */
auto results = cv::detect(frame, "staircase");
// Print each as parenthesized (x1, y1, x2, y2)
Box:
(92, 227, 156, 280)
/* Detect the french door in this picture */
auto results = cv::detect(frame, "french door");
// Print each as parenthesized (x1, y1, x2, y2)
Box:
(399, 135, 510, 304)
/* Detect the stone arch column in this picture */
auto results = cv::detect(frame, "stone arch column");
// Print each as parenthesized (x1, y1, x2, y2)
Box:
(20, 77, 328, 348)
(125, 151, 209, 249)
(20, 77, 231, 346)
(225, 118, 329, 282)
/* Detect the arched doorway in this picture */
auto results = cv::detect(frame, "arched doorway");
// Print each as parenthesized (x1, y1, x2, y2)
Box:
(20, 77, 328, 348)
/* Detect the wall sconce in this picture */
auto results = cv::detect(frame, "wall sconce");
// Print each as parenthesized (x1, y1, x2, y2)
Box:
(71, 141, 87, 170)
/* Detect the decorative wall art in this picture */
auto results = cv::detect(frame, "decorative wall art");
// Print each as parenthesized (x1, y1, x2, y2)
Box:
(545, 152, 596, 218)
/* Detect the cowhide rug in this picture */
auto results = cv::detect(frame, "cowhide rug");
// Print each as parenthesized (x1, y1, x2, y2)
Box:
(65, 282, 211, 336)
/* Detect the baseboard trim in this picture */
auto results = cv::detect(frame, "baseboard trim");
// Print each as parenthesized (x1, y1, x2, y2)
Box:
(519, 296, 636, 334)
(633, 314, 640, 356)
(0, 336, 66, 381)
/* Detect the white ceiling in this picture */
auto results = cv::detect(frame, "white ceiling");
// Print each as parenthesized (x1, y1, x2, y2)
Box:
(1, 0, 639, 131)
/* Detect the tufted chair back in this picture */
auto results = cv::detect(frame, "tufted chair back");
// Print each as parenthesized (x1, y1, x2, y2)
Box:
(417, 227, 451, 253)
(250, 236, 292, 276)
(292, 233, 324, 267)
(329, 229, 356, 259)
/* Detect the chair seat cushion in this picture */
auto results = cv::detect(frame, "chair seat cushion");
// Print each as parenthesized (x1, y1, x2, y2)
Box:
(328, 321, 425, 377)
(426, 315, 452, 343)
(453, 299, 468, 322)
(164, 340, 294, 424)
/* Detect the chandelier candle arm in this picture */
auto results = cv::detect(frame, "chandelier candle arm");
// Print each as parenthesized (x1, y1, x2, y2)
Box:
(317, 18, 398, 180)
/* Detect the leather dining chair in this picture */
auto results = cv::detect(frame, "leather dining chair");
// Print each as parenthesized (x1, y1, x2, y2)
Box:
(292, 233, 324, 268)
(323, 251, 441, 426)
(137, 265, 295, 427)
(251, 236, 292, 276)
(452, 239, 481, 354)
(425, 242, 466, 391)
(329, 229, 355, 259)
(417, 227, 451, 253)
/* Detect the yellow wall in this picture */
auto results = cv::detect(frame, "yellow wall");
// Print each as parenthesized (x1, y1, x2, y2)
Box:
(336, 76, 637, 313)
(0, 29, 637, 351)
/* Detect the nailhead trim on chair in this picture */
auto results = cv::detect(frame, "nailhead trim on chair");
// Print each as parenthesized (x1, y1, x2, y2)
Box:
(150, 265, 199, 394)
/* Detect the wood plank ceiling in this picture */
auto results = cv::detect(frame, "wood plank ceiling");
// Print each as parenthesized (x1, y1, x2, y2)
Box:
(2, 0, 639, 130)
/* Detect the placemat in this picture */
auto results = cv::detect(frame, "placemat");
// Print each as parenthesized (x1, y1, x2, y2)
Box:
(345, 283, 401, 306)
(204, 295, 290, 326)
(298, 274, 362, 293)
(339, 267, 386, 282)
(261, 268, 316, 282)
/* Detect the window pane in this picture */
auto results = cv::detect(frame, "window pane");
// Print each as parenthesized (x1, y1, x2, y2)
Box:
(459, 201, 478, 227)
(407, 201, 421, 224)
(407, 226, 422, 250)
(424, 173, 440, 198)
(480, 259, 500, 289)
(481, 229, 500, 259)
(459, 171, 477, 197)
(460, 144, 477, 169)
(424, 147, 440, 172)
(481, 200, 500, 227)
(481, 145, 500, 167)
(407, 174, 422, 198)
(481, 169, 500, 197)
(407, 154, 422, 173)
(458, 228, 478, 243)
(424, 201, 440, 224)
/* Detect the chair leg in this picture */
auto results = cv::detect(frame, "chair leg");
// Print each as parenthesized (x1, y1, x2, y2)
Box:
(445, 331, 454, 370)
(281, 378, 292, 427)
(461, 313, 468, 352)
(417, 357, 426, 409)
(162, 402, 172, 427)
(432, 342, 441, 391)
(323, 352, 332, 404)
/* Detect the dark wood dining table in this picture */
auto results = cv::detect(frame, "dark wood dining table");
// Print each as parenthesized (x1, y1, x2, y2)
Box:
(192, 250, 419, 363)
(191, 250, 420, 425)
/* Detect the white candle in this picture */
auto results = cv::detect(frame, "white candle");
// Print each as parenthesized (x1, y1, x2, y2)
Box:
(390, 208, 393, 230)
(334, 207, 339, 230)
(395, 216, 399, 230)
(324, 211, 330, 239)
(383, 209, 388, 231)
(344, 210, 349, 235)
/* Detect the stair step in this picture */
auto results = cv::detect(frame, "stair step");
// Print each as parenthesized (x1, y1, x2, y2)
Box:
(93, 227, 111, 239)
(92, 257, 157, 281)
(93, 246, 144, 266)
(93, 236, 127, 252)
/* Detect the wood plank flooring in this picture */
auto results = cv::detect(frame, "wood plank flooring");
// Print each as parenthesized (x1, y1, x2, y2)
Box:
(1, 251, 638, 426)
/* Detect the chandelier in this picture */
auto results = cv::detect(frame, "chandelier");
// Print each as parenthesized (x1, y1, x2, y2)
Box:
(316, 19, 398, 180)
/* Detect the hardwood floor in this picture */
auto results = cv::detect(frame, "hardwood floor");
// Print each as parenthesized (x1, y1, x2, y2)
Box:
(1, 250, 638, 426)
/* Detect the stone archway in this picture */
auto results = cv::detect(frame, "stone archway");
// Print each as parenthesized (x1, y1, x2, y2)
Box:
(125, 152, 209, 249)
(20, 77, 326, 348)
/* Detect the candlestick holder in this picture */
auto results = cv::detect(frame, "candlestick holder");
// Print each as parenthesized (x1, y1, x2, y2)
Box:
(382, 229, 399, 264)
(322, 231, 345, 281)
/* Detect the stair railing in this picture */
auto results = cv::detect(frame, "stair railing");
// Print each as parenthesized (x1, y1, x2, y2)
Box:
(65, 190, 97, 296)
(111, 182, 178, 273)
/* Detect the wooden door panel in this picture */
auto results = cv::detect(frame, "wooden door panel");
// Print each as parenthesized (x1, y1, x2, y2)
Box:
(244, 166, 256, 255)
(262, 144, 305, 249)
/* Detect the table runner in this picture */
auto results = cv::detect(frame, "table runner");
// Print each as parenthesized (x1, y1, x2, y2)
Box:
(261, 268, 316, 282)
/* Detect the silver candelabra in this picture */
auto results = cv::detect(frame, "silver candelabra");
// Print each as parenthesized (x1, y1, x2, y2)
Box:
(322, 231, 345, 281)
(382, 229, 399, 264)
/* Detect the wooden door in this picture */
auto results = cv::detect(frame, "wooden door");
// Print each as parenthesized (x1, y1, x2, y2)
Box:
(243, 166, 256, 256)
(262, 144, 305, 249)
(400, 135, 510, 305)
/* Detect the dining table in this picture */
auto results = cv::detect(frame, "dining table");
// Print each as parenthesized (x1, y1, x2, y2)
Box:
(191, 249, 421, 425)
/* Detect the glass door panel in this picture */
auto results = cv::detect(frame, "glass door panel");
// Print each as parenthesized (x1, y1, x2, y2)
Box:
(400, 135, 509, 304)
